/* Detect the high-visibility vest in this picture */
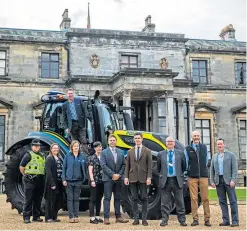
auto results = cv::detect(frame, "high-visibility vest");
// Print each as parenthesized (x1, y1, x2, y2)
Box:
(25, 151, 45, 175)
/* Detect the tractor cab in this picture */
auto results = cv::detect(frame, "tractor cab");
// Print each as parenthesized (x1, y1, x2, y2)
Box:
(37, 90, 134, 149)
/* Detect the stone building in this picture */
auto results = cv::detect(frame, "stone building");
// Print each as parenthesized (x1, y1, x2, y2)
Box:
(0, 10, 246, 184)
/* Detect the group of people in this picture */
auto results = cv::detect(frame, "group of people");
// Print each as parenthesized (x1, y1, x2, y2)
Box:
(19, 131, 240, 227)
(18, 88, 239, 227)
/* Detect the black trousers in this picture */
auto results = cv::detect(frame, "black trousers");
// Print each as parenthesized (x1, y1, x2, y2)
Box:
(45, 181, 63, 221)
(160, 177, 186, 223)
(71, 120, 88, 154)
(89, 183, 104, 217)
(22, 175, 44, 220)
(129, 182, 148, 220)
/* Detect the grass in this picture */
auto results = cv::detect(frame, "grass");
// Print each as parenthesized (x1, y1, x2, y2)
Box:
(208, 188, 247, 201)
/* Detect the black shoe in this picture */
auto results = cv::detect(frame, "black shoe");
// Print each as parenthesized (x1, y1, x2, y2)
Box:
(160, 221, 168, 226)
(24, 219, 31, 224)
(132, 220, 139, 225)
(142, 220, 148, 226)
(54, 219, 61, 222)
(219, 222, 230, 226)
(90, 219, 98, 224)
(204, 221, 212, 227)
(32, 217, 43, 222)
(191, 220, 199, 226)
(180, 222, 187, 226)
(96, 218, 103, 223)
(231, 224, 239, 227)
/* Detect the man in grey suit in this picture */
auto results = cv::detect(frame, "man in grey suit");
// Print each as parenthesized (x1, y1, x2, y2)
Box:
(157, 136, 187, 227)
(62, 88, 88, 154)
(100, 134, 129, 225)
(210, 138, 239, 227)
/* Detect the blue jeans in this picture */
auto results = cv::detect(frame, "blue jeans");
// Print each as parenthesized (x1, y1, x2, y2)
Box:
(216, 176, 239, 225)
(103, 181, 122, 219)
(66, 181, 82, 218)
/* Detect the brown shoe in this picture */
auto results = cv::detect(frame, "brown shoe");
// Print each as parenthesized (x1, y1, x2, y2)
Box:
(74, 218, 79, 223)
(116, 217, 129, 223)
(104, 218, 110, 225)
(69, 218, 75, 223)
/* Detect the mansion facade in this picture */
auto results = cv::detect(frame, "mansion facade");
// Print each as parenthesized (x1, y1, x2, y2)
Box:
(0, 10, 246, 184)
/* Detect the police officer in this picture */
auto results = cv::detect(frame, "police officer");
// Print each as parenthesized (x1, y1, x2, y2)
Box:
(19, 139, 45, 224)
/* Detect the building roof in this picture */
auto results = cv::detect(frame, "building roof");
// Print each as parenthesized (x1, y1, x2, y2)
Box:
(186, 39, 246, 53)
(0, 27, 66, 43)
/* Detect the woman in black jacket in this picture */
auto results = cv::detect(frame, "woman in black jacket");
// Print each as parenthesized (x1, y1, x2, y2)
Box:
(44, 143, 63, 222)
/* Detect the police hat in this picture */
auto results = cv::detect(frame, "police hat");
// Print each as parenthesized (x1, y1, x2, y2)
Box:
(31, 139, 41, 146)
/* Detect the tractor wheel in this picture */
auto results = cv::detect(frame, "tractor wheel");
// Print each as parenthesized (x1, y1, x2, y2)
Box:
(121, 173, 162, 220)
(3, 143, 49, 214)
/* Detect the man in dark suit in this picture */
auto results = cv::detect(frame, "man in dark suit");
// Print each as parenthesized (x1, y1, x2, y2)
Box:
(157, 136, 187, 227)
(62, 88, 88, 154)
(100, 135, 129, 225)
(124, 132, 152, 226)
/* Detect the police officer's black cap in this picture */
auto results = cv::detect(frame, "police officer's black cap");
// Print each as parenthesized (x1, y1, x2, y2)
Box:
(31, 139, 41, 146)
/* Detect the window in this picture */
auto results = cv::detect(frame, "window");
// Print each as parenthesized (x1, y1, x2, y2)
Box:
(0, 116, 5, 161)
(0, 51, 6, 76)
(192, 60, 207, 84)
(239, 120, 246, 159)
(158, 100, 166, 134)
(195, 119, 211, 155)
(41, 53, 59, 79)
(236, 62, 246, 85)
(120, 54, 138, 69)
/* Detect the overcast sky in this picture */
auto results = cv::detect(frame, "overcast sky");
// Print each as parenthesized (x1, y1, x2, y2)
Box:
(1, 0, 246, 41)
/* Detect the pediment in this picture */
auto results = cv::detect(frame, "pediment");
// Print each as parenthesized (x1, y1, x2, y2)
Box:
(195, 102, 219, 113)
(0, 97, 14, 109)
(230, 103, 246, 114)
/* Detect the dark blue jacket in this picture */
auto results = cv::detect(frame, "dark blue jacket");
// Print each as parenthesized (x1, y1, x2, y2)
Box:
(62, 152, 87, 182)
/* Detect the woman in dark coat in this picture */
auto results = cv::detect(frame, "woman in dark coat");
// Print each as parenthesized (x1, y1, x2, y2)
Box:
(44, 143, 63, 222)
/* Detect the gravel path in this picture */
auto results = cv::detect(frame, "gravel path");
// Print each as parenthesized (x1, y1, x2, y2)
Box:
(0, 195, 246, 230)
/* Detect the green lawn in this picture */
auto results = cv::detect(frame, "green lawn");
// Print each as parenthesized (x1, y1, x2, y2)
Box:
(208, 188, 247, 201)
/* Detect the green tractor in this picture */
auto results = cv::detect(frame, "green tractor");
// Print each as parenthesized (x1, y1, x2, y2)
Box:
(3, 90, 195, 220)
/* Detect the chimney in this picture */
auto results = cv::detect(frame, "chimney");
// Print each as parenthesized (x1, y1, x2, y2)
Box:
(60, 9, 71, 30)
(219, 24, 236, 41)
(142, 15, 155, 33)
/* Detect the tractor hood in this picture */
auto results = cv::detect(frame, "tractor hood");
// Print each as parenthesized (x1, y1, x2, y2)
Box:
(113, 130, 184, 157)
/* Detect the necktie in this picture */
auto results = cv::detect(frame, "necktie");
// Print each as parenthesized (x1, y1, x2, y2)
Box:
(168, 150, 173, 175)
(137, 147, 140, 161)
(112, 148, 117, 163)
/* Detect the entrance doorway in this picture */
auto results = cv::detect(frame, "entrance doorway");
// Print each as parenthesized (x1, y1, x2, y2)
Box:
(131, 101, 146, 131)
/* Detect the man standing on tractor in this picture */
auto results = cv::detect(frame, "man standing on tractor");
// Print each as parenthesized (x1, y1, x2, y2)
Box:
(62, 88, 88, 154)
(19, 139, 45, 224)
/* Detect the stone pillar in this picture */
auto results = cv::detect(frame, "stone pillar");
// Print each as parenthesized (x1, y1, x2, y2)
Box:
(152, 97, 159, 132)
(189, 98, 195, 137)
(145, 101, 149, 131)
(178, 99, 185, 145)
(166, 95, 175, 137)
(113, 96, 119, 108)
(123, 90, 131, 116)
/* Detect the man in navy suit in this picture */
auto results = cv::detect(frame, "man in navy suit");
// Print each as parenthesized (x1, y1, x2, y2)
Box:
(100, 135, 129, 225)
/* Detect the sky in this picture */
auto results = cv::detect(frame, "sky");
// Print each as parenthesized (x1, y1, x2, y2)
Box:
(1, 0, 246, 41)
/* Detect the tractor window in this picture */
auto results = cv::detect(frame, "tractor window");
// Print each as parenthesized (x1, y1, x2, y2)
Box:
(87, 118, 93, 144)
(101, 106, 117, 131)
(43, 102, 64, 134)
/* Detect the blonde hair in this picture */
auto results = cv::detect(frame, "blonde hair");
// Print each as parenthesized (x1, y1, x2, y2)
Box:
(70, 140, 80, 153)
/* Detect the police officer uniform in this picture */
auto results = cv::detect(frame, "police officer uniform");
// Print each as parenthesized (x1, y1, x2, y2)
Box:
(20, 139, 45, 223)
